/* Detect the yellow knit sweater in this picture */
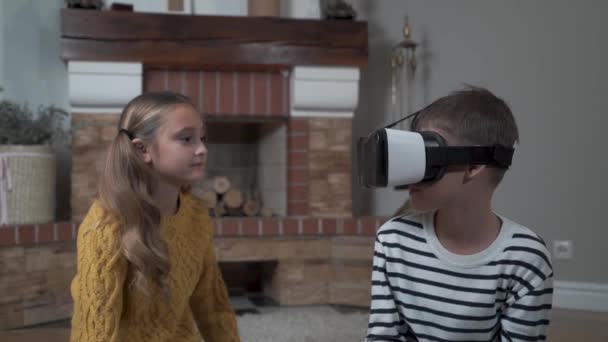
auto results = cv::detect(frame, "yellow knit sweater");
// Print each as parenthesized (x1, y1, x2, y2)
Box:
(70, 192, 240, 342)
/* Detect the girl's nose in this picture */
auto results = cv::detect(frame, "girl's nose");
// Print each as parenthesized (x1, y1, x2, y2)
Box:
(195, 140, 207, 156)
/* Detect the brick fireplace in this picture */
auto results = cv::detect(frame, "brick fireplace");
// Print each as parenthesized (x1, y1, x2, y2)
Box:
(0, 9, 380, 329)
(71, 67, 355, 222)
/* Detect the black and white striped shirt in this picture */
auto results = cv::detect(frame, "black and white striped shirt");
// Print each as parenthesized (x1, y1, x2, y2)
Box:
(367, 211, 553, 342)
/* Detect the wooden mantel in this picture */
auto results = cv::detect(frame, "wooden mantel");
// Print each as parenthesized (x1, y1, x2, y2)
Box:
(60, 9, 368, 69)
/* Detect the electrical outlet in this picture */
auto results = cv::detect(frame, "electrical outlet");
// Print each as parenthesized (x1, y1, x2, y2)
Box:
(552, 240, 573, 260)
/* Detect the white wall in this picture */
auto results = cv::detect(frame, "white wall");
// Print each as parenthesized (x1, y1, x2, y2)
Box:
(1, 0, 70, 219)
(354, 0, 608, 284)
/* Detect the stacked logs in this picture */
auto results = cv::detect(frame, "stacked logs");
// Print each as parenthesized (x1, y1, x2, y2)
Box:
(197, 176, 274, 217)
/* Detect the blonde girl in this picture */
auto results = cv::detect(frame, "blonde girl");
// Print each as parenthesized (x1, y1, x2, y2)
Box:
(70, 92, 239, 342)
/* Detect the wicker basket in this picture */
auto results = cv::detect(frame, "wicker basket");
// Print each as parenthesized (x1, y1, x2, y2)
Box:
(0, 145, 56, 225)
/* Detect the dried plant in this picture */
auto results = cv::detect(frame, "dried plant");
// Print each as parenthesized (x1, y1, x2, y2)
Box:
(0, 100, 68, 145)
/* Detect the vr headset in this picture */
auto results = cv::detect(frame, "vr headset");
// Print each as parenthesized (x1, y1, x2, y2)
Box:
(357, 112, 514, 189)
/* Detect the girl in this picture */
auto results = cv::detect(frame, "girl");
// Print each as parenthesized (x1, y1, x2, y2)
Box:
(70, 92, 240, 342)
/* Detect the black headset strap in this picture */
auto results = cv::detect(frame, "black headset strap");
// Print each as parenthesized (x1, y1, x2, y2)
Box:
(384, 110, 421, 129)
(426, 145, 514, 169)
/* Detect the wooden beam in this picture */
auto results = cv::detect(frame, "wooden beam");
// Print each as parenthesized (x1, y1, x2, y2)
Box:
(61, 9, 368, 68)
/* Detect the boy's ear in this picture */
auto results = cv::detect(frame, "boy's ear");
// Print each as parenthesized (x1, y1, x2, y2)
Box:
(132, 138, 152, 163)
(462, 164, 486, 184)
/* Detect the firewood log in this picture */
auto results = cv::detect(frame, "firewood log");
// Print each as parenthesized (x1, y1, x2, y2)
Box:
(213, 202, 227, 217)
(199, 191, 218, 209)
(243, 199, 260, 217)
(224, 189, 244, 209)
(213, 176, 231, 194)
(260, 207, 274, 218)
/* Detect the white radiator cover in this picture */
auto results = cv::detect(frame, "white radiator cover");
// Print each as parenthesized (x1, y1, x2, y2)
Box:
(68, 61, 142, 114)
(290, 66, 360, 118)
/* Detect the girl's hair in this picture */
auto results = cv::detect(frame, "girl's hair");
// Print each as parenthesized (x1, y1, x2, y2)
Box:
(98, 91, 196, 297)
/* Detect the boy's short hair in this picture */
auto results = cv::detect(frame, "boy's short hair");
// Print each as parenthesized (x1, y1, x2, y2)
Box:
(411, 86, 519, 186)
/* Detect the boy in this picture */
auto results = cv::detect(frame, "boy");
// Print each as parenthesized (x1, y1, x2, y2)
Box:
(366, 87, 553, 341)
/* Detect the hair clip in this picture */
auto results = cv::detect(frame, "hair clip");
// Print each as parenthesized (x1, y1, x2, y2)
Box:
(119, 128, 134, 139)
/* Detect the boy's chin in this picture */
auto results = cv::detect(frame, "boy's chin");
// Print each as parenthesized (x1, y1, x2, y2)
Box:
(409, 198, 436, 213)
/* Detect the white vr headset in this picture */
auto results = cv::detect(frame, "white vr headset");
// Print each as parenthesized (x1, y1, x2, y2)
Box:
(356, 112, 514, 189)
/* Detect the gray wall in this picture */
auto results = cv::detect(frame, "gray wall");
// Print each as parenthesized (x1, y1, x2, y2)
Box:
(1, 0, 70, 219)
(353, 0, 608, 284)
(0, 2, 4, 98)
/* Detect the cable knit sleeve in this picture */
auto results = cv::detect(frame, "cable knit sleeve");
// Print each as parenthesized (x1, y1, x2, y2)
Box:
(70, 203, 127, 342)
(190, 213, 240, 342)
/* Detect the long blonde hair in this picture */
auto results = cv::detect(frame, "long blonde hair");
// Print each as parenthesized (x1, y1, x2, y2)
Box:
(98, 91, 195, 297)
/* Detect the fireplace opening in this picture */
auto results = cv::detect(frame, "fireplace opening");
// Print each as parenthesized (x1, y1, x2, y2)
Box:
(193, 120, 287, 218)
(219, 261, 279, 314)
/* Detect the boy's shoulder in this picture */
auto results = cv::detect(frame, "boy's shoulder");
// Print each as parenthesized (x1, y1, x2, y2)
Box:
(376, 211, 428, 242)
(500, 215, 549, 249)
(498, 215, 553, 272)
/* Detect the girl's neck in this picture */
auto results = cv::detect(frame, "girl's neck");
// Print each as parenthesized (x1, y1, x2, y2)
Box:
(154, 181, 181, 216)
(434, 200, 500, 255)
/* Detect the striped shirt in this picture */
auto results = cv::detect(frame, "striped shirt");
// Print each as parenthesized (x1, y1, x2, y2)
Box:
(367, 211, 553, 342)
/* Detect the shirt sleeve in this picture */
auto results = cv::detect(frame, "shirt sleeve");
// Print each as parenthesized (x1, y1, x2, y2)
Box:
(70, 221, 127, 342)
(500, 275, 553, 341)
(190, 214, 240, 342)
(367, 236, 408, 341)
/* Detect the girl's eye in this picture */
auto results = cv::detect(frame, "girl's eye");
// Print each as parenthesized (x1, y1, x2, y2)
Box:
(200, 136, 208, 143)
(181, 137, 191, 143)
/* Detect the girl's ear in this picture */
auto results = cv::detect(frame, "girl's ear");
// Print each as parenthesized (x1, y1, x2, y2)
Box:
(463, 164, 486, 184)
(132, 138, 152, 163)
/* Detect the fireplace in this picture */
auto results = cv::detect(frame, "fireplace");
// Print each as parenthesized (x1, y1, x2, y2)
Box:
(62, 8, 372, 307)
(0, 9, 382, 331)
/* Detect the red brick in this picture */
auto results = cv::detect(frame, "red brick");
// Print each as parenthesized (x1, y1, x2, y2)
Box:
(57, 222, 72, 241)
(38, 223, 55, 243)
(253, 72, 268, 115)
(288, 168, 308, 184)
(237, 72, 253, 115)
(203, 71, 217, 114)
(212, 219, 222, 237)
(288, 135, 308, 150)
(322, 218, 337, 235)
(185, 71, 201, 112)
(289, 118, 309, 133)
(18, 225, 36, 244)
(241, 218, 259, 237)
(0, 227, 15, 246)
(219, 72, 236, 115)
(288, 151, 308, 167)
(283, 219, 299, 236)
(288, 201, 309, 216)
(343, 218, 357, 235)
(222, 219, 239, 237)
(302, 219, 318, 235)
(270, 72, 284, 116)
(361, 217, 378, 236)
(261, 219, 279, 236)
(167, 70, 183, 94)
(288, 184, 308, 201)
(143, 69, 166, 92)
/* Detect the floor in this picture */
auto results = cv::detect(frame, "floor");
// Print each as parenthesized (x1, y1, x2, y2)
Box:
(0, 308, 606, 342)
